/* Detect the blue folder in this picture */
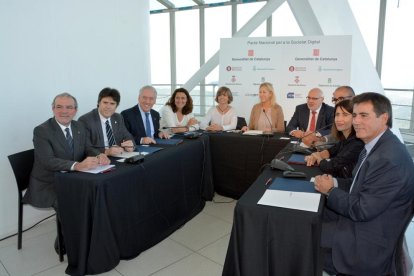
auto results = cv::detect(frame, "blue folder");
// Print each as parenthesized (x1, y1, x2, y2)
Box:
(287, 153, 306, 164)
(136, 146, 163, 154)
(154, 138, 184, 145)
(268, 177, 316, 193)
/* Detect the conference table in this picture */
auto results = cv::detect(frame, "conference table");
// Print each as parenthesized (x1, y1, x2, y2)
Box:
(56, 135, 213, 275)
(55, 132, 299, 275)
(208, 132, 291, 199)
(222, 144, 325, 276)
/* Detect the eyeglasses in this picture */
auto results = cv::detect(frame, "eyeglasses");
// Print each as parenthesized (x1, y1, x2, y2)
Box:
(306, 96, 322, 101)
(332, 96, 352, 103)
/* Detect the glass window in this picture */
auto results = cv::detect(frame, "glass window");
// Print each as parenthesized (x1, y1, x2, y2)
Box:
(150, 13, 170, 85)
(205, 5, 231, 62)
(272, 2, 302, 36)
(237, 2, 266, 37)
(381, 1, 414, 89)
(348, 0, 379, 66)
(176, 9, 200, 84)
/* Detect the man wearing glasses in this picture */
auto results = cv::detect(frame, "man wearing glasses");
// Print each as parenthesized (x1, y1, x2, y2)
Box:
(286, 87, 335, 146)
(331, 85, 355, 105)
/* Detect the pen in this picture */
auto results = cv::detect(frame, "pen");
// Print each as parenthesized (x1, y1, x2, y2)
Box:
(265, 177, 272, 186)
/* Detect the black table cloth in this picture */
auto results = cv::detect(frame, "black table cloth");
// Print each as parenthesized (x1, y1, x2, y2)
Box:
(56, 135, 212, 275)
(208, 133, 290, 199)
(222, 152, 326, 276)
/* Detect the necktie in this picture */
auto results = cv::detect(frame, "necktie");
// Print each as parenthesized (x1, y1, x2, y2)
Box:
(65, 127, 74, 155)
(105, 120, 115, 146)
(145, 112, 152, 137)
(309, 111, 317, 132)
(349, 148, 367, 193)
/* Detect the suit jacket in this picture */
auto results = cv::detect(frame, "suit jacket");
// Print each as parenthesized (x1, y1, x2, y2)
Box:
(78, 108, 135, 153)
(23, 118, 99, 208)
(248, 103, 285, 133)
(324, 129, 414, 275)
(121, 105, 160, 145)
(319, 134, 364, 178)
(286, 102, 334, 136)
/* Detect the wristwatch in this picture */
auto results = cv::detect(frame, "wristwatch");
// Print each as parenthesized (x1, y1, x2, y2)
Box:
(326, 186, 335, 197)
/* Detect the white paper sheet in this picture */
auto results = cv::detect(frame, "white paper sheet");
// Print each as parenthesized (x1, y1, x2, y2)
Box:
(112, 151, 148, 158)
(83, 164, 115, 174)
(258, 190, 321, 212)
(242, 130, 263, 135)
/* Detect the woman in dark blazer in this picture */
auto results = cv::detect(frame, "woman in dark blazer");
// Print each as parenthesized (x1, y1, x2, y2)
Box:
(304, 99, 364, 177)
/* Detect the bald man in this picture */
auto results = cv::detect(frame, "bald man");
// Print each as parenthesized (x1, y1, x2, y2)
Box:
(286, 88, 335, 146)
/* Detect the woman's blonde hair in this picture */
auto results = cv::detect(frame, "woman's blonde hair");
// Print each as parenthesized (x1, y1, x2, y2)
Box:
(259, 82, 276, 106)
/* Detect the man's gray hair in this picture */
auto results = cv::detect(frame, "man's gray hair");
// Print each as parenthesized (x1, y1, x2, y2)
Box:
(139, 85, 157, 97)
(52, 92, 78, 109)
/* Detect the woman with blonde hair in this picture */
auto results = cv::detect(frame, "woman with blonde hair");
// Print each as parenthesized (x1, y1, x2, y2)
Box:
(242, 82, 284, 133)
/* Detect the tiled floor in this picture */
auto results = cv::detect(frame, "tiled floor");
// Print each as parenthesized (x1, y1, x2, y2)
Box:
(0, 194, 412, 276)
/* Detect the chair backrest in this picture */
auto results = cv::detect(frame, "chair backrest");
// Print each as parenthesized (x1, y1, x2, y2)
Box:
(236, 117, 247, 130)
(8, 149, 34, 193)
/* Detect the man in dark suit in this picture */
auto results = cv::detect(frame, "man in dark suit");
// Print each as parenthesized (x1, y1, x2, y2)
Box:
(23, 93, 110, 254)
(121, 85, 169, 145)
(24, 93, 110, 209)
(314, 92, 414, 275)
(286, 88, 334, 145)
(79, 87, 135, 156)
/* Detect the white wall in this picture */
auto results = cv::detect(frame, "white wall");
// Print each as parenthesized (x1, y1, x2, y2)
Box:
(0, 0, 150, 239)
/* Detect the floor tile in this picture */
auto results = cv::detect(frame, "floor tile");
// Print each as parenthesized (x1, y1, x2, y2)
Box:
(0, 216, 56, 250)
(0, 261, 9, 276)
(170, 212, 232, 251)
(203, 197, 236, 224)
(151, 253, 222, 276)
(0, 231, 64, 276)
(33, 263, 122, 276)
(115, 238, 192, 276)
(197, 234, 230, 266)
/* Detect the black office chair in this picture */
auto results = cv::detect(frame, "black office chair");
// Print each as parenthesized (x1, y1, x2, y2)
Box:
(394, 202, 414, 276)
(236, 116, 247, 130)
(8, 149, 64, 262)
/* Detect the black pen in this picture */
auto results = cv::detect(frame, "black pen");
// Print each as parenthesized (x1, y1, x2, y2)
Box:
(265, 177, 272, 186)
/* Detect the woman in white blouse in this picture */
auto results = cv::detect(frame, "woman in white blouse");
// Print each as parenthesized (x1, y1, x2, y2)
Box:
(200, 86, 237, 131)
(160, 88, 199, 133)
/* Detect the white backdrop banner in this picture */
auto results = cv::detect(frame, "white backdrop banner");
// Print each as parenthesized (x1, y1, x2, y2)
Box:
(219, 35, 352, 123)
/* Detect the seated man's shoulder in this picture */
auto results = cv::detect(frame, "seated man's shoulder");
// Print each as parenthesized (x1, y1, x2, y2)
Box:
(323, 102, 335, 111)
(151, 109, 160, 116)
(121, 106, 136, 116)
(296, 103, 308, 110)
(78, 109, 96, 121)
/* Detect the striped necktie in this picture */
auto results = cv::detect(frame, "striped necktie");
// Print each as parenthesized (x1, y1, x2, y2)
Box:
(65, 127, 74, 155)
(349, 148, 367, 193)
(105, 120, 115, 146)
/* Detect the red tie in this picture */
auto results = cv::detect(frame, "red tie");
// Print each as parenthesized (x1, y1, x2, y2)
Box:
(309, 111, 317, 132)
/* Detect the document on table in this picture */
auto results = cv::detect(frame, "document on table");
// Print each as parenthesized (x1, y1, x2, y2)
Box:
(242, 130, 263, 136)
(112, 151, 149, 158)
(83, 164, 115, 174)
(258, 178, 321, 212)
